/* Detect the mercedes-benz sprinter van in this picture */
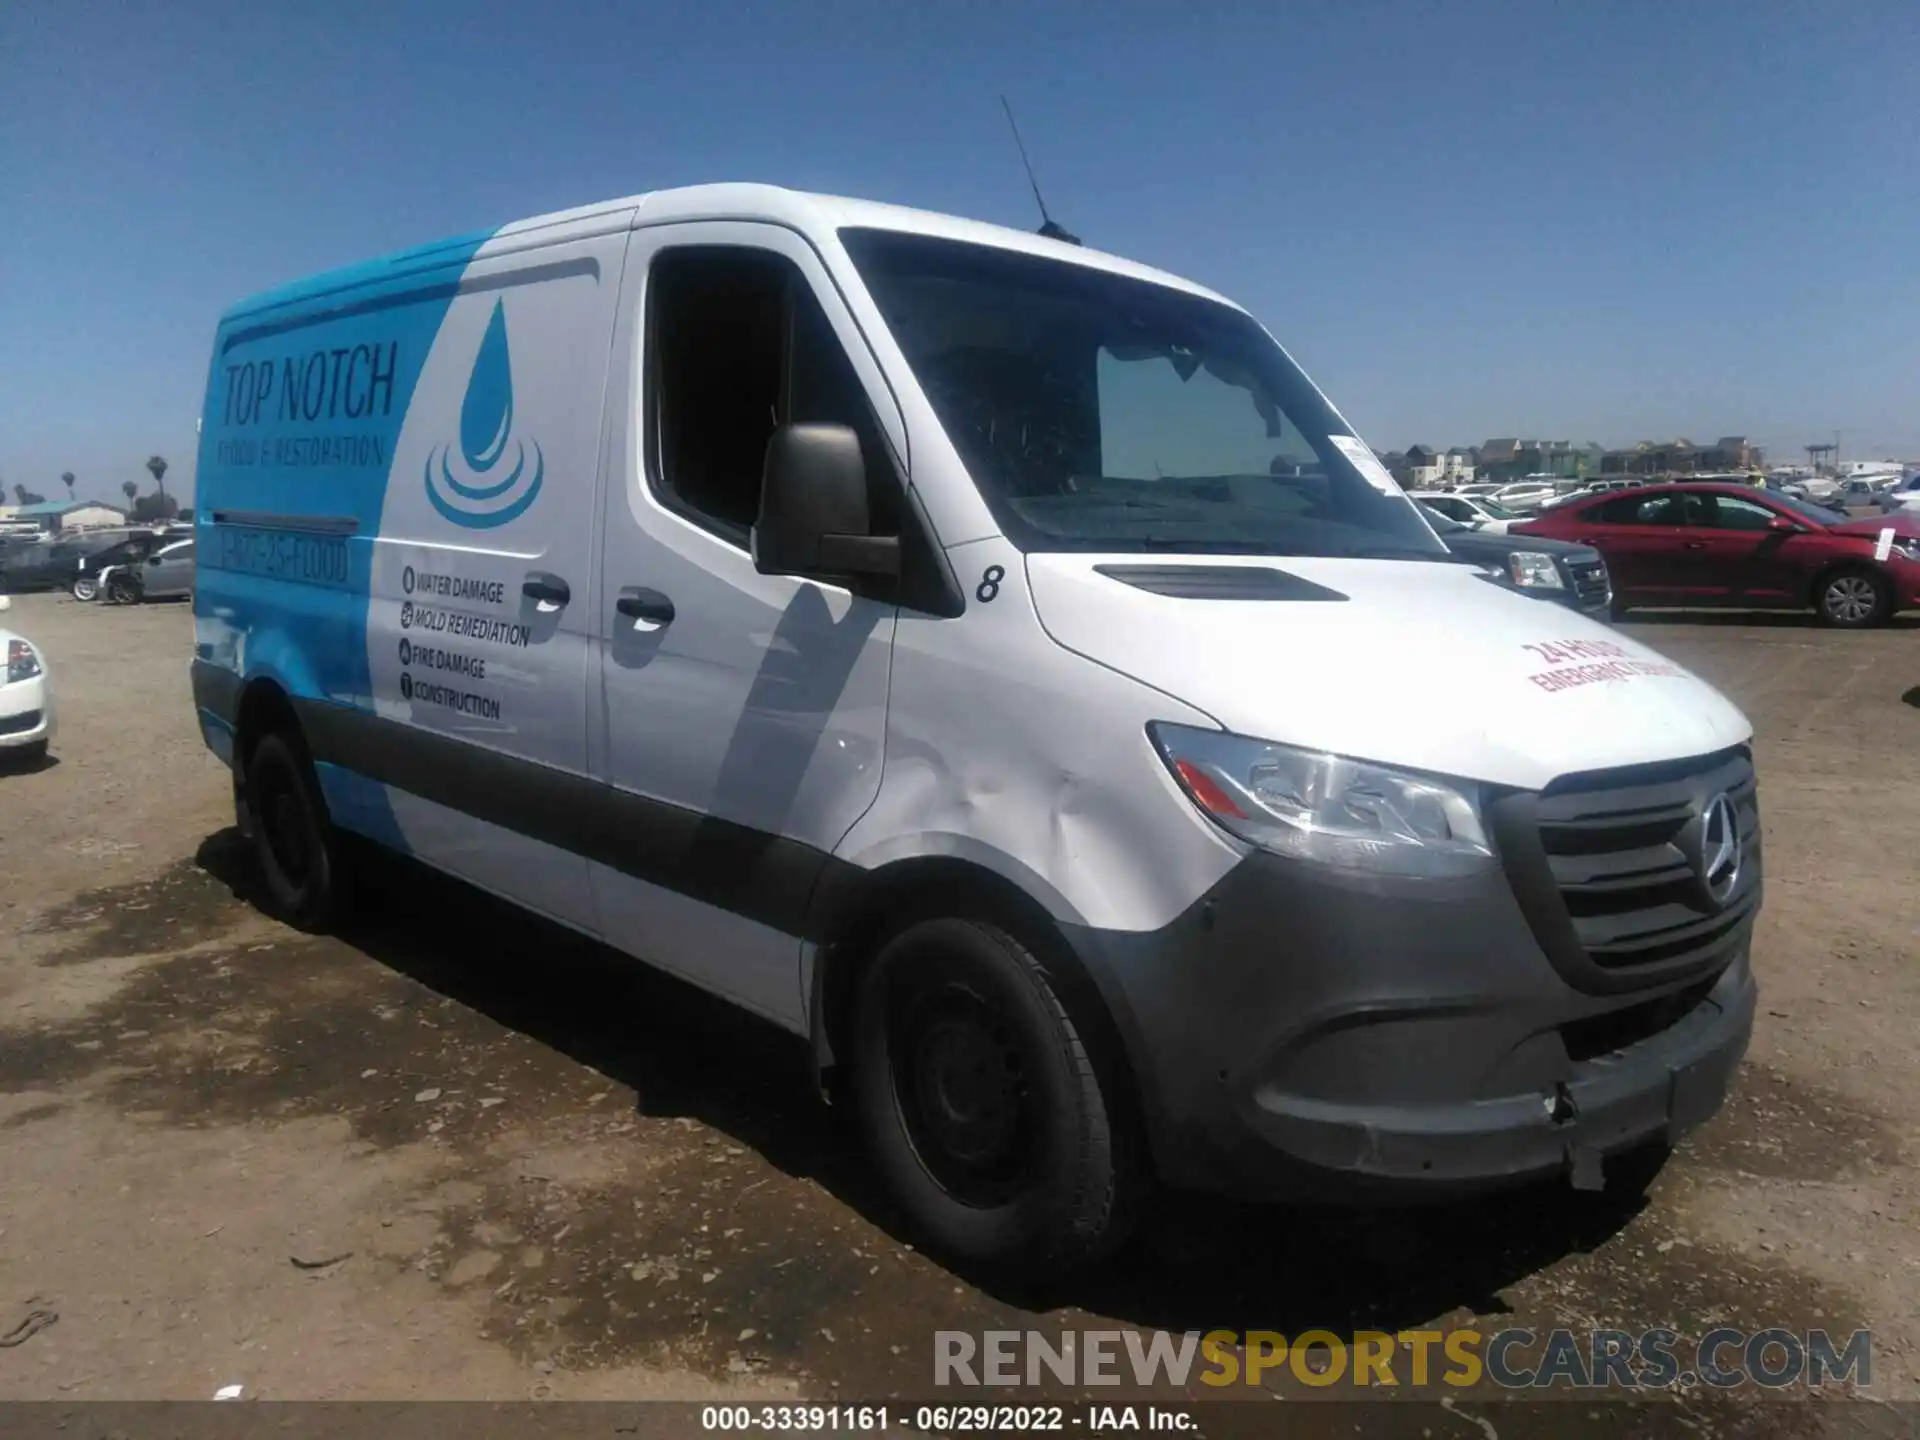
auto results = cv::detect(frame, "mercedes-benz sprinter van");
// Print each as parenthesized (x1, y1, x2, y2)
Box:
(191, 185, 1759, 1272)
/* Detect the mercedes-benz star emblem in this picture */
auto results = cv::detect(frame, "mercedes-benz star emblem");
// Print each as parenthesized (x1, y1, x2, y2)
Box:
(1695, 792, 1741, 908)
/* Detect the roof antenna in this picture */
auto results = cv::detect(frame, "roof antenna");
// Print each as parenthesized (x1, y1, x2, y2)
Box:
(1000, 95, 1081, 246)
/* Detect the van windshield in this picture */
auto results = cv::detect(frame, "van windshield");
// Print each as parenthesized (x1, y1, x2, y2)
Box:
(840, 229, 1445, 560)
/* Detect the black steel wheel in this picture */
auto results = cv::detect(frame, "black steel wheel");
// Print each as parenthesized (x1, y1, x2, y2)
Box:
(243, 730, 348, 930)
(851, 916, 1139, 1275)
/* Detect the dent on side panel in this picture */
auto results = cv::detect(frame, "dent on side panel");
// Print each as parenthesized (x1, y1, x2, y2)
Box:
(838, 536, 1242, 936)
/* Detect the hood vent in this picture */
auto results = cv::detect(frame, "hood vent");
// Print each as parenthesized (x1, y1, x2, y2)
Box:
(1092, 564, 1349, 602)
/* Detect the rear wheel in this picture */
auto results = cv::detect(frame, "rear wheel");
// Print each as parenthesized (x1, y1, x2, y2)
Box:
(243, 730, 350, 930)
(1815, 569, 1889, 628)
(71, 576, 98, 601)
(851, 916, 1139, 1275)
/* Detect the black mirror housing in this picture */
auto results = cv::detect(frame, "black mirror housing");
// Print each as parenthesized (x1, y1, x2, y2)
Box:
(752, 423, 900, 581)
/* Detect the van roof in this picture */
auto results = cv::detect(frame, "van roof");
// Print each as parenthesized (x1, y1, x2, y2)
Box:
(223, 183, 1239, 323)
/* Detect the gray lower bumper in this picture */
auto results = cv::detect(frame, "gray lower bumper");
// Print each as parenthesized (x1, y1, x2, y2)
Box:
(1063, 850, 1757, 1202)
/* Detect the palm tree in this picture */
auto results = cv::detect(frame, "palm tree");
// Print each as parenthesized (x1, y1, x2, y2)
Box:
(122, 480, 138, 505)
(61, 471, 75, 500)
(146, 455, 168, 497)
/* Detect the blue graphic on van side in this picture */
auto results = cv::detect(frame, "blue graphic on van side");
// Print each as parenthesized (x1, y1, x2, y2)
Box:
(193, 224, 499, 852)
(425, 299, 545, 529)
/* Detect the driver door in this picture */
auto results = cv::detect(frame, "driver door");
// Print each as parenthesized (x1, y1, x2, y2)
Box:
(588, 223, 905, 1030)
(1693, 492, 1808, 606)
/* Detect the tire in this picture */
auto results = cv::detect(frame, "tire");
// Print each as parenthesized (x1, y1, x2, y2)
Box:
(1608, 597, 1631, 621)
(4, 740, 48, 768)
(242, 730, 349, 930)
(851, 916, 1139, 1275)
(71, 577, 98, 602)
(1814, 569, 1890, 629)
(106, 575, 140, 605)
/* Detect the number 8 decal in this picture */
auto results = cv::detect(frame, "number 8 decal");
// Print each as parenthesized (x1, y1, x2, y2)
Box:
(976, 564, 1005, 604)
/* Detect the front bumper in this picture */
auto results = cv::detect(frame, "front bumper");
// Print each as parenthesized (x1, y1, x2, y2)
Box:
(1064, 837, 1755, 1204)
(0, 676, 54, 749)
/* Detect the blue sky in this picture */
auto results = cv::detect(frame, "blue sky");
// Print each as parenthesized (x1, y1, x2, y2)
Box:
(3, 0, 1916, 507)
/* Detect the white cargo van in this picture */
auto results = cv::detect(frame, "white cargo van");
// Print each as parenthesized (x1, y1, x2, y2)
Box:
(191, 185, 1760, 1271)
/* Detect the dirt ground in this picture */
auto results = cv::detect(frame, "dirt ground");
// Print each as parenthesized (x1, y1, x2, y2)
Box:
(0, 590, 1915, 1432)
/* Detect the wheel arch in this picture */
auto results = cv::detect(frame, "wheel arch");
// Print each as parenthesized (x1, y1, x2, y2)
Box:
(804, 852, 1154, 1163)
(1809, 560, 1891, 620)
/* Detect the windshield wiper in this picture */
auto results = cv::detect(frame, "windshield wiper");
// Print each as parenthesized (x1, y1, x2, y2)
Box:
(1132, 537, 1293, 554)
(1342, 543, 1449, 561)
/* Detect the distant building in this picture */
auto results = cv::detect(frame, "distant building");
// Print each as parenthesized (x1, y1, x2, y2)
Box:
(1601, 437, 1764, 476)
(1392, 445, 1476, 489)
(0, 499, 129, 534)
(1478, 439, 1599, 483)
(1401, 445, 1443, 488)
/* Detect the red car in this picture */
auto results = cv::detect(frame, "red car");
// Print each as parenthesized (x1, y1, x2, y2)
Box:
(1514, 482, 1920, 627)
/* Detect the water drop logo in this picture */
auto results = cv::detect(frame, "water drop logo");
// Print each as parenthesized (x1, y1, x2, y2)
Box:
(424, 300, 545, 528)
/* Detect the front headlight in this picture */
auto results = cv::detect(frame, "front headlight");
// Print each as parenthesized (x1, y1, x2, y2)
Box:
(6, 639, 42, 684)
(1507, 552, 1566, 589)
(1149, 723, 1493, 878)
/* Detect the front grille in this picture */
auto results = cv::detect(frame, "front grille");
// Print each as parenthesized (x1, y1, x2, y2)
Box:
(1567, 559, 1610, 606)
(1489, 746, 1762, 995)
(1560, 976, 1716, 1062)
(0, 708, 43, 736)
(1537, 748, 1759, 972)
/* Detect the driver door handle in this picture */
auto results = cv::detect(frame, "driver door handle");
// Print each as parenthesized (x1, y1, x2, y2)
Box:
(616, 586, 675, 626)
(1683, 541, 1708, 551)
(522, 572, 571, 607)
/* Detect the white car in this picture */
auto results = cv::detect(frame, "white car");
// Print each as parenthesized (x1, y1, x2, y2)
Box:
(1488, 482, 1560, 514)
(1786, 476, 1842, 504)
(1420, 492, 1521, 533)
(0, 595, 55, 764)
(1878, 475, 1920, 515)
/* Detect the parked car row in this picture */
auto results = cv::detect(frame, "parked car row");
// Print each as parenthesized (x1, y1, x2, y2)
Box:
(1416, 501, 1613, 616)
(1512, 481, 1920, 627)
(0, 525, 195, 605)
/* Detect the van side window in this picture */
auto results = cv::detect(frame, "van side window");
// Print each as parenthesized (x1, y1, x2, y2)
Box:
(647, 246, 896, 547)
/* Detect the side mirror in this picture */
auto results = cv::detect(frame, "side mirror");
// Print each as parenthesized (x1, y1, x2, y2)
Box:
(752, 424, 901, 581)
(0, 594, 10, 613)
(1767, 517, 1799, 533)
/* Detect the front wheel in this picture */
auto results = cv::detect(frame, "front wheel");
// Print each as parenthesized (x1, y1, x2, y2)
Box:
(106, 574, 140, 605)
(1815, 569, 1890, 628)
(851, 916, 1140, 1276)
